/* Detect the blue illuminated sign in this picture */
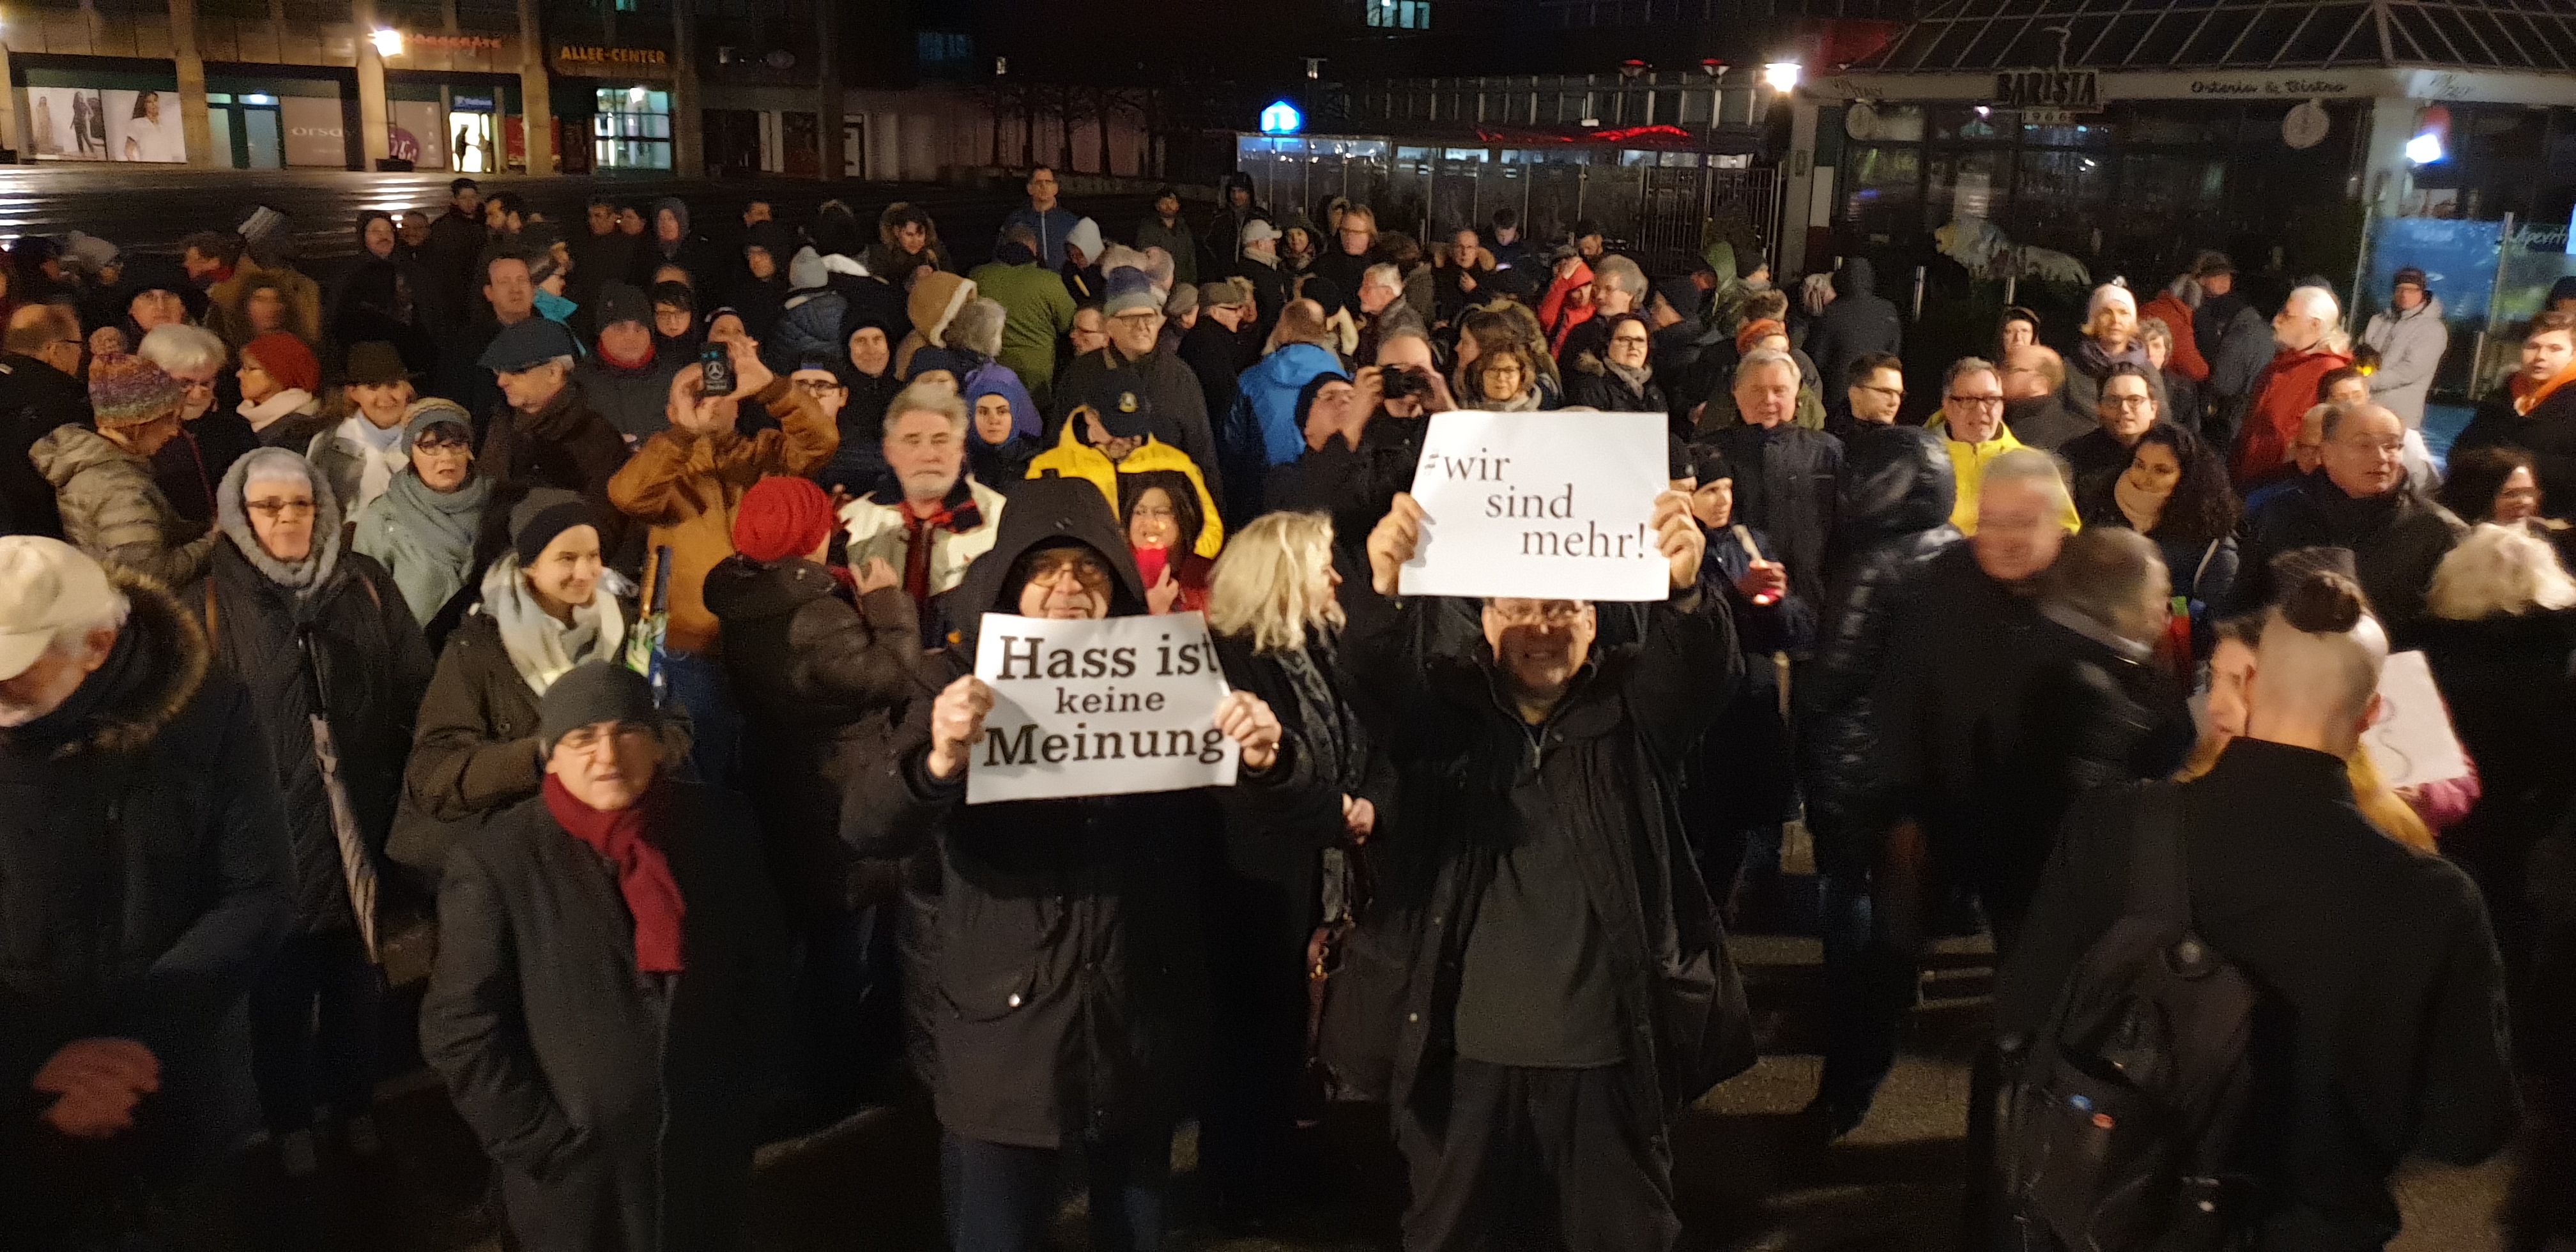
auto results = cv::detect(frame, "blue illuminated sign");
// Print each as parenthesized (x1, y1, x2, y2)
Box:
(1259, 100, 1303, 136)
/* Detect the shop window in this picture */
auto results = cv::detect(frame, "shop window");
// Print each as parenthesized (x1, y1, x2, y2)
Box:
(1929, 105, 2004, 144)
(2019, 118, 2113, 149)
(2007, 149, 2111, 254)
(1926, 149, 2011, 229)
(1841, 144, 1922, 244)
(592, 86, 672, 170)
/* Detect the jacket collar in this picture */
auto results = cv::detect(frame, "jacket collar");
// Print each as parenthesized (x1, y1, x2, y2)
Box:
(2204, 736, 2353, 803)
(4, 572, 208, 761)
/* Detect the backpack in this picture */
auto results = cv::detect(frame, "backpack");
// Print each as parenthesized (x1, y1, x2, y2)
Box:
(1992, 783, 2260, 1252)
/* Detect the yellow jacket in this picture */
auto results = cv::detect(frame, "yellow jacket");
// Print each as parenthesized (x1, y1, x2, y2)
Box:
(1942, 424, 2081, 537)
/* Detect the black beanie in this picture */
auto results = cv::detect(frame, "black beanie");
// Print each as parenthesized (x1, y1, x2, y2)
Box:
(539, 662, 659, 754)
(510, 488, 595, 568)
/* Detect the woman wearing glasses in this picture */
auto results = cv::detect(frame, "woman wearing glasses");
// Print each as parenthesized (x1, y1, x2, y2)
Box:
(1564, 312, 1667, 415)
(190, 447, 434, 1179)
(351, 400, 493, 645)
(139, 322, 257, 524)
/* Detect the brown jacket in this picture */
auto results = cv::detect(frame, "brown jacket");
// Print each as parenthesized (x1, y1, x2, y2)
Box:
(608, 378, 837, 653)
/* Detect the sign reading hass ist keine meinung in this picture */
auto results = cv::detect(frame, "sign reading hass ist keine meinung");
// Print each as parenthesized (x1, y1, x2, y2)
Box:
(967, 611, 1239, 805)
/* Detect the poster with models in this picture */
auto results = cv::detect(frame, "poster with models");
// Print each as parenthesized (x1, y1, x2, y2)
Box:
(26, 87, 185, 162)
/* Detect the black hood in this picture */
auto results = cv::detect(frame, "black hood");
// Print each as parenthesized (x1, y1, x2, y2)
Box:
(1832, 257, 1878, 300)
(1840, 425, 1958, 538)
(948, 477, 1146, 657)
(702, 553, 839, 625)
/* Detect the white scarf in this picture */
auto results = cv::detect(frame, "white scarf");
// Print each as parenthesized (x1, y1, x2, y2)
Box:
(240, 388, 318, 432)
(334, 414, 408, 514)
(479, 553, 628, 697)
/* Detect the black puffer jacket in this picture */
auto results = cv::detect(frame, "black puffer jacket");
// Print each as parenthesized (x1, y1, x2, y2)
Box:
(703, 554, 924, 926)
(838, 478, 1319, 1149)
(1563, 356, 1668, 414)
(2226, 471, 2464, 644)
(0, 572, 292, 1174)
(191, 481, 433, 935)
(1795, 426, 1959, 870)
(1701, 421, 1844, 615)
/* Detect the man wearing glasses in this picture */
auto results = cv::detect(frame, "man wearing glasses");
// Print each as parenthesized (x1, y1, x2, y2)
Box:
(2058, 361, 2165, 508)
(1836, 351, 1905, 441)
(2228, 401, 2462, 642)
(0, 303, 98, 538)
(1936, 356, 2080, 537)
(1045, 268, 1225, 513)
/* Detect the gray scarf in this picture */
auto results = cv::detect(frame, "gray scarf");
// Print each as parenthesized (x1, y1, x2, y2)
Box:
(479, 553, 627, 696)
(1605, 358, 1653, 395)
(356, 468, 491, 626)
(216, 447, 343, 597)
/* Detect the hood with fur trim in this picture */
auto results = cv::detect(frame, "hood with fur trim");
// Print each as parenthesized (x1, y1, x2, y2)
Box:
(17, 568, 211, 761)
(214, 447, 344, 593)
(907, 271, 978, 349)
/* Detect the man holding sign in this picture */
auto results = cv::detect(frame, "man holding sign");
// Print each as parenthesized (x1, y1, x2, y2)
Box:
(839, 477, 1308, 1252)
(1337, 483, 1754, 1252)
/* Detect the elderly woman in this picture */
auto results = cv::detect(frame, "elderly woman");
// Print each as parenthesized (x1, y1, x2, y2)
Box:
(238, 330, 326, 447)
(1199, 511, 1398, 1227)
(1565, 312, 1667, 413)
(2060, 282, 2168, 424)
(352, 400, 493, 635)
(309, 342, 420, 516)
(1462, 342, 1547, 412)
(394, 491, 645, 879)
(141, 321, 257, 524)
(191, 447, 433, 1177)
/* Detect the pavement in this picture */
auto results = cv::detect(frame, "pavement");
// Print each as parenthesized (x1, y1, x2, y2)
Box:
(0, 167, 1153, 270)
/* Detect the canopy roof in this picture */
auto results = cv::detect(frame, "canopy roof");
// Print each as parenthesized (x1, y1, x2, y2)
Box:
(1862, 0, 2576, 73)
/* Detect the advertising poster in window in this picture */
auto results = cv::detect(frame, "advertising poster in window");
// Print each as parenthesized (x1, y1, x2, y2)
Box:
(27, 88, 187, 162)
(281, 97, 348, 168)
(389, 101, 448, 169)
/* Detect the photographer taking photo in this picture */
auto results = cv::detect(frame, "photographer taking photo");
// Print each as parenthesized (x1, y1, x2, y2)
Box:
(1282, 326, 1457, 564)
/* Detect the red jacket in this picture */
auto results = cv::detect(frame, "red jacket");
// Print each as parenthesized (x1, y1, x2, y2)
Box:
(1537, 259, 1596, 358)
(2232, 343, 2351, 487)
(2140, 291, 2209, 383)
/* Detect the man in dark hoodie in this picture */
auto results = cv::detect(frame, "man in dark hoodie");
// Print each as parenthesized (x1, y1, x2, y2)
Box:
(1802, 257, 1902, 429)
(1202, 172, 1266, 280)
(419, 178, 487, 333)
(841, 475, 1306, 1252)
(633, 197, 724, 297)
(727, 222, 793, 343)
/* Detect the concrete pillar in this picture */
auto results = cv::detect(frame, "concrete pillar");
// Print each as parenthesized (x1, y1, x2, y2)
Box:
(168, 0, 217, 167)
(670, 0, 701, 176)
(516, 0, 551, 173)
(1778, 99, 1819, 277)
(0, 33, 17, 159)
(355, 0, 390, 167)
(813, 0, 838, 180)
(2359, 96, 2419, 224)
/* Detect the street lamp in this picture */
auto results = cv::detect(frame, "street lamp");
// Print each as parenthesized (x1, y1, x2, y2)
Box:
(1763, 61, 1801, 93)
(369, 27, 403, 58)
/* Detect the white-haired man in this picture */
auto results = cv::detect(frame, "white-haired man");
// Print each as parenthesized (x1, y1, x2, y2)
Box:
(2000, 566, 2516, 1249)
(1703, 349, 1843, 609)
(839, 380, 1008, 645)
(2234, 284, 2354, 486)
(0, 536, 292, 1244)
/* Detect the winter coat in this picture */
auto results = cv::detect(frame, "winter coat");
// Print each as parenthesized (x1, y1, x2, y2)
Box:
(2232, 342, 2355, 487)
(2197, 296, 2271, 399)
(1702, 421, 1843, 614)
(2139, 289, 2209, 383)
(2227, 471, 2464, 643)
(606, 376, 837, 655)
(2418, 608, 2576, 882)
(839, 479, 1320, 1149)
(1239, 254, 1290, 339)
(1432, 254, 1494, 326)
(2455, 383, 2576, 521)
(891, 272, 978, 382)
(1796, 425, 1959, 861)
(392, 611, 542, 878)
(1697, 346, 1828, 433)
(1682, 522, 1816, 838)
(1135, 217, 1199, 288)
(2058, 337, 2172, 429)
(703, 556, 924, 926)
(1803, 259, 1902, 424)
(839, 473, 1008, 645)
(419, 207, 491, 332)
(0, 352, 90, 538)
(1048, 344, 1227, 514)
(574, 349, 682, 441)
(0, 572, 292, 1178)
(480, 379, 636, 563)
(999, 205, 1082, 271)
(420, 781, 791, 1252)
(765, 289, 848, 378)
(813, 370, 901, 496)
(2000, 392, 2090, 452)
(1329, 576, 1754, 1131)
(155, 415, 262, 527)
(967, 260, 1078, 411)
(191, 525, 433, 935)
(1285, 408, 1427, 569)
(2361, 296, 2447, 429)
(1220, 342, 1346, 526)
(31, 424, 220, 590)
(1565, 356, 1667, 414)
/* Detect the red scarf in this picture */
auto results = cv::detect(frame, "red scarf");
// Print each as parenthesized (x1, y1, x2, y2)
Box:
(900, 499, 957, 604)
(599, 336, 656, 372)
(542, 775, 686, 973)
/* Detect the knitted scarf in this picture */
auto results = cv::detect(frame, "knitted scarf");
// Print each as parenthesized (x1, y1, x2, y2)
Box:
(480, 553, 628, 697)
(542, 774, 686, 973)
(364, 469, 490, 625)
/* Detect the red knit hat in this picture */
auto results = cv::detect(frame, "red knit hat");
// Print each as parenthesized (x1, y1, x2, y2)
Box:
(732, 475, 836, 564)
(243, 332, 320, 395)
(1735, 317, 1787, 358)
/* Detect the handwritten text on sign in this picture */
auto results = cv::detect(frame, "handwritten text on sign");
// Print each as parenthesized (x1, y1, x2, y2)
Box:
(1399, 410, 1669, 601)
(968, 611, 1238, 805)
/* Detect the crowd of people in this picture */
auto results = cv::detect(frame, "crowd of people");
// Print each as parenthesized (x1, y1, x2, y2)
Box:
(1, 167, 2572, 1252)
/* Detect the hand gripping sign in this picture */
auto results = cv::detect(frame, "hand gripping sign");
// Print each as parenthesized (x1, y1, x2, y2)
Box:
(1397, 410, 1672, 602)
(968, 610, 1239, 805)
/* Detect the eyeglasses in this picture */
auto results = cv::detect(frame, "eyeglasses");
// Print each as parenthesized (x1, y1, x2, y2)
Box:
(1108, 312, 1161, 327)
(557, 722, 656, 752)
(2103, 394, 2155, 411)
(1857, 384, 1905, 401)
(413, 438, 471, 456)
(792, 378, 843, 395)
(1946, 393, 2004, 408)
(1487, 602, 1588, 627)
(245, 498, 316, 519)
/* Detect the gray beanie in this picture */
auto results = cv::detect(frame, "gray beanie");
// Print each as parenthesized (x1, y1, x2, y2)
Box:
(539, 662, 659, 754)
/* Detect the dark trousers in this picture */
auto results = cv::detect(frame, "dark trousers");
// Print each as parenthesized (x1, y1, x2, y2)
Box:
(1395, 1057, 1678, 1252)
(944, 1124, 1174, 1252)
(247, 928, 381, 1133)
(790, 905, 886, 1122)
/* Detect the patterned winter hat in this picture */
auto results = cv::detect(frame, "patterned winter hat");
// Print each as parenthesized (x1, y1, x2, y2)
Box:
(86, 351, 185, 427)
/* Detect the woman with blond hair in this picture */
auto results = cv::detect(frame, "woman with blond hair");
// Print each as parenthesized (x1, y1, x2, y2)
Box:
(1312, 202, 1379, 317)
(1199, 510, 1395, 1228)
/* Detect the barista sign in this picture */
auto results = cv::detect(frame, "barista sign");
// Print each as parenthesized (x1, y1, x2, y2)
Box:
(967, 611, 1239, 805)
(1994, 68, 2100, 112)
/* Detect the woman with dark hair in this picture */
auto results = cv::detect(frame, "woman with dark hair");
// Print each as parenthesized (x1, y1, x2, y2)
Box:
(1564, 312, 1666, 413)
(2441, 444, 2576, 569)
(1461, 342, 1547, 412)
(1121, 466, 1215, 614)
(2078, 421, 2240, 613)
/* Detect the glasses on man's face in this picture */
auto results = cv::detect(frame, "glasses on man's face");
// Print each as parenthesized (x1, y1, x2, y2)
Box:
(1947, 393, 2004, 408)
(792, 378, 843, 395)
(1858, 384, 1905, 401)
(1487, 601, 1587, 627)
(246, 498, 316, 520)
(558, 722, 655, 753)
(2103, 394, 2154, 411)
(1110, 312, 1160, 330)
(1028, 551, 1109, 586)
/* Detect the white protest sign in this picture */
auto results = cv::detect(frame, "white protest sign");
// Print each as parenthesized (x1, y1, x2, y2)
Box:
(2363, 649, 2470, 791)
(967, 611, 1238, 805)
(1398, 409, 1671, 602)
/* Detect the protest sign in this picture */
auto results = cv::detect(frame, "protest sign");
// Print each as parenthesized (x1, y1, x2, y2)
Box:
(2363, 649, 2470, 791)
(1397, 409, 1671, 601)
(967, 611, 1239, 805)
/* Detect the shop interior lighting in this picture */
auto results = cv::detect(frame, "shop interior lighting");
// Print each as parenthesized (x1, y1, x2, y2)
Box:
(2405, 132, 2444, 164)
(369, 27, 403, 57)
(629, 84, 649, 104)
(1764, 61, 1801, 93)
